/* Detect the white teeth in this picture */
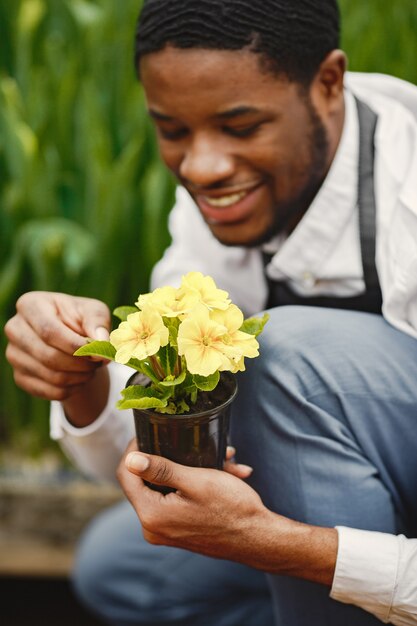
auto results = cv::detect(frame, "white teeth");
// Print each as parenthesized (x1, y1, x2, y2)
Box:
(203, 191, 247, 207)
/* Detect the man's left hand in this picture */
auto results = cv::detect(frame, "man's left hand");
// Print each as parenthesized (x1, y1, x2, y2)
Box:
(117, 439, 274, 565)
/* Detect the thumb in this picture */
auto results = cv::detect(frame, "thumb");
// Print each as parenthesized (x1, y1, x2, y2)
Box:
(78, 298, 111, 341)
(125, 451, 192, 492)
(91, 325, 110, 342)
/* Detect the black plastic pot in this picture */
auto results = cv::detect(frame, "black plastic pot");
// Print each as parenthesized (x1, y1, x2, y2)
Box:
(127, 372, 238, 494)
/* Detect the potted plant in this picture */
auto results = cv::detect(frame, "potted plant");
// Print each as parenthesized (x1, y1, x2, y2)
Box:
(75, 272, 268, 492)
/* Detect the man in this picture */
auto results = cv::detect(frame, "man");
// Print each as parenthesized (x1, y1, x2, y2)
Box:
(4, 0, 417, 624)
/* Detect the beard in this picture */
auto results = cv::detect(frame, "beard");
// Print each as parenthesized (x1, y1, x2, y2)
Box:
(234, 98, 331, 249)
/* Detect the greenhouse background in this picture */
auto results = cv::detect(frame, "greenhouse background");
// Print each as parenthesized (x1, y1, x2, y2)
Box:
(1, 0, 416, 455)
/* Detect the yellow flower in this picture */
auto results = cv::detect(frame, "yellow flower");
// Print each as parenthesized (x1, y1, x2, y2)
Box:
(177, 304, 232, 376)
(226, 355, 246, 374)
(110, 308, 169, 364)
(180, 271, 231, 310)
(212, 304, 260, 371)
(136, 286, 199, 318)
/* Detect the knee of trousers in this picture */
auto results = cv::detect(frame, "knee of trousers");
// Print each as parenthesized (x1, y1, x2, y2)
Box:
(232, 304, 395, 420)
(230, 306, 401, 528)
(72, 504, 125, 617)
(230, 305, 349, 455)
(233, 305, 354, 412)
(71, 502, 155, 622)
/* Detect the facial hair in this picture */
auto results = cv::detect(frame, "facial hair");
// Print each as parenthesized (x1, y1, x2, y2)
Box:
(233, 98, 330, 249)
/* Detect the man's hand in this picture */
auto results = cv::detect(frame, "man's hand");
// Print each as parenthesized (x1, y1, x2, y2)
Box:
(4, 291, 111, 426)
(117, 439, 272, 563)
(118, 440, 338, 586)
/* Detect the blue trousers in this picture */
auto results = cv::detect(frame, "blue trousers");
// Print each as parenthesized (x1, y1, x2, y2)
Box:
(73, 307, 417, 625)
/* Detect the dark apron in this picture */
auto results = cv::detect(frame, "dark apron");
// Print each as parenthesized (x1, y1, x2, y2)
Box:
(263, 97, 383, 315)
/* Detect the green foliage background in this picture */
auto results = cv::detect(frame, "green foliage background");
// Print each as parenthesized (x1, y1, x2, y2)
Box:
(0, 0, 416, 452)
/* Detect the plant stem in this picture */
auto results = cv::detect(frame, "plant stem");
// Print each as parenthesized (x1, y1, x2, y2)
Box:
(174, 356, 182, 378)
(150, 356, 165, 380)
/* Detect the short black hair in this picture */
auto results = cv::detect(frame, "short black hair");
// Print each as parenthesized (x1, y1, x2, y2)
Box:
(134, 0, 340, 85)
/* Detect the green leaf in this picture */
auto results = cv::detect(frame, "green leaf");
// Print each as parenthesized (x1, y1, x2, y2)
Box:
(157, 398, 190, 414)
(66, 0, 104, 28)
(159, 344, 178, 376)
(176, 398, 190, 413)
(125, 357, 146, 373)
(164, 317, 179, 347)
(117, 384, 170, 410)
(192, 371, 220, 392)
(139, 361, 163, 384)
(159, 369, 186, 387)
(74, 340, 116, 360)
(156, 401, 178, 415)
(17, 0, 45, 37)
(240, 313, 270, 337)
(113, 306, 138, 322)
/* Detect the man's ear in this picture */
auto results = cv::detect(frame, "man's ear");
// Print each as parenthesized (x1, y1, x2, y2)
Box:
(311, 49, 347, 113)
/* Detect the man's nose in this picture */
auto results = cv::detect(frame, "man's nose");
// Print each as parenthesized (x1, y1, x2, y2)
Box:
(179, 137, 234, 188)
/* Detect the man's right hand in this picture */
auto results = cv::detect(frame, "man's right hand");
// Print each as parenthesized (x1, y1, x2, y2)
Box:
(4, 291, 112, 427)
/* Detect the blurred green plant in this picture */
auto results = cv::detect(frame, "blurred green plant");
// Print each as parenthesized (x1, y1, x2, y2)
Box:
(0, 0, 416, 453)
(339, 0, 417, 82)
(0, 0, 175, 452)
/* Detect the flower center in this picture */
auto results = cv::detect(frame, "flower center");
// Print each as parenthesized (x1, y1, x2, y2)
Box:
(202, 336, 211, 347)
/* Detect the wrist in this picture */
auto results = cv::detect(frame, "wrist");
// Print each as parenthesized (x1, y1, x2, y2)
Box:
(62, 365, 110, 428)
(246, 509, 338, 586)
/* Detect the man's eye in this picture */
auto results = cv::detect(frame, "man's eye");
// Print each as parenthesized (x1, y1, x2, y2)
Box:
(158, 127, 188, 140)
(224, 123, 262, 138)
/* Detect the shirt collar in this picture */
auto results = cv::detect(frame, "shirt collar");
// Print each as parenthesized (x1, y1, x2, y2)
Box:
(265, 90, 360, 281)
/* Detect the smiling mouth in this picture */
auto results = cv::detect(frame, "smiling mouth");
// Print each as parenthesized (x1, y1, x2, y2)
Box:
(192, 182, 265, 225)
(192, 179, 263, 205)
(201, 191, 248, 208)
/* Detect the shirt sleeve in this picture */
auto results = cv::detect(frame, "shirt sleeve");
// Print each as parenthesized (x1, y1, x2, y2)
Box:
(50, 362, 135, 483)
(331, 526, 417, 625)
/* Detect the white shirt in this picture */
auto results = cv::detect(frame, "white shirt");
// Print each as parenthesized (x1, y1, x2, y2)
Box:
(51, 73, 417, 624)
(332, 528, 417, 624)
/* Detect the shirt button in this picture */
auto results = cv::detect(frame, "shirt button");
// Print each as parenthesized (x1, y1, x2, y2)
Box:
(302, 272, 316, 289)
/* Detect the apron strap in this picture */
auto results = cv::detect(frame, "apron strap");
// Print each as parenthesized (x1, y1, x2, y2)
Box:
(262, 96, 382, 314)
(355, 97, 380, 292)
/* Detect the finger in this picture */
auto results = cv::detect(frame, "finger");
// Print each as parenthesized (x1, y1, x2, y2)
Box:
(90, 326, 110, 341)
(6, 344, 98, 388)
(16, 293, 90, 355)
(223, 460, 253, 479)
(56, 295, 111, 340)
(124, 451, 197, 493)
(12, 369, 91, 402)
(6, 317, 98, 372)
(224, 446, 253, 477)
(226, 446, 236, 461)
(57, 296, 111, 362)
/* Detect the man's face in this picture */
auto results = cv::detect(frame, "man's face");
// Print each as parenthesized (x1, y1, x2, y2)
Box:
(140, 46, 334, 247)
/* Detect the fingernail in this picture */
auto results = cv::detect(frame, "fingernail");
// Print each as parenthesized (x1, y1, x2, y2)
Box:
(126, 452, 150, 472)
(94, 326, 109, 341)
(227, 446, 236, 455)
(237, 464, 253, 475)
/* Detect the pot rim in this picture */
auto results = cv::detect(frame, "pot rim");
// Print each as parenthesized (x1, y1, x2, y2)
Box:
(126, 371, 238, 420)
